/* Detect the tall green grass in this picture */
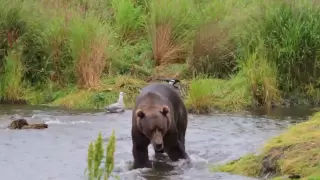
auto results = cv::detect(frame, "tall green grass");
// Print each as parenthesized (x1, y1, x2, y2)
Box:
(44, 15, 74, 86)
(186, 74, 252, 113)
(187, 0, 320, 111)
(240, 46, 283, 108)
(186, 77, 215, 113)
(68, 12, 110, 88)
(237, 0, 320, 95)
(148, 0, 196, 65)
(0, 0, 319, 110)
(187, 0, 251, 78)
(110, 0, 146, 42)
(0, 0, 112, 96)
(0, 50, 24, 102)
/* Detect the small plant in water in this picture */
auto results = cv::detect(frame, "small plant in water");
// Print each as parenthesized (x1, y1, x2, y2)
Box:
(85, 130, 117, 180)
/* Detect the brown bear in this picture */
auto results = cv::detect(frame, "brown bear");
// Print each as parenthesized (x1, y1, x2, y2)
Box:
(7, 119, 48, 130)
(131, 83, 189, 169)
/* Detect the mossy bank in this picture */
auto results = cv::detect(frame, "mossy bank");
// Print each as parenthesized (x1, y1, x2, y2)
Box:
(213, 111, 320, 180)
(0, 0, 320, 113)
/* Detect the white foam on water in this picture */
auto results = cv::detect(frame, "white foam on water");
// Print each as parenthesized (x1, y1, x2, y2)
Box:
(115, 165, 151, 180)
(30, 114, 92, 125)
(189, 154, 209, 164)
(161, 153, 209, 172)
(31, 114, 53, 120)
(44, 120, 92, 125)
(44, 120, 65, 124)
(70, 120, 92, 124)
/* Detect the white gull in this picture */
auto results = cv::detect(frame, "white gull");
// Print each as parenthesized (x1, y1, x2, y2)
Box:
(105, 92, 126, 113)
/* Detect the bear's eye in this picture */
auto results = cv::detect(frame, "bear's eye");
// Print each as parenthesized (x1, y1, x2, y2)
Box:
(157, 127, 164, 133)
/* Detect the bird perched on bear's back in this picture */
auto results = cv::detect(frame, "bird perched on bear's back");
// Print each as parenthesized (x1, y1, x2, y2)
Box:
(157, 78, 181, 89)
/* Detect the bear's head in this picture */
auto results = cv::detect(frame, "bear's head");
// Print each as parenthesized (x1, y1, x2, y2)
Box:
(135, 105, 172, 152)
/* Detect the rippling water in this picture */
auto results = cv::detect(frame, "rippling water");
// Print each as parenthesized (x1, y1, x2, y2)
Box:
(0, 105, 315, 180)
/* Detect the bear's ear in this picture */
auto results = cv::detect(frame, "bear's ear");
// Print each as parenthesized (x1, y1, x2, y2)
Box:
(161, 105, 171, 129)
(135, 109, 144, 132)
(161, 105, 170, 116)
(136, 109, 145, 119)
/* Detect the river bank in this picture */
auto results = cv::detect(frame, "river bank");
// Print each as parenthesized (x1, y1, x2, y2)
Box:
(5, 74, 320, 114)
(0, 0, 320, 114)
(214, 111, 320, 180)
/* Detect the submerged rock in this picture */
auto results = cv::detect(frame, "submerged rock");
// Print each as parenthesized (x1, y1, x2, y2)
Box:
(7, 118, 48, 130)
(21, 123, 48, 129)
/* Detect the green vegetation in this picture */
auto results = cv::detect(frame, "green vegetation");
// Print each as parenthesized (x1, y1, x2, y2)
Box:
(213, 111, 320, 180)
(86, 130, 117, 180)
(0, 0, 320, 113)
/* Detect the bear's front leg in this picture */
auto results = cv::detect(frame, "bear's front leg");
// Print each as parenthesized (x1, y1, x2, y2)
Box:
(132, 143, 151, 169)
(165, 141, 189, 162)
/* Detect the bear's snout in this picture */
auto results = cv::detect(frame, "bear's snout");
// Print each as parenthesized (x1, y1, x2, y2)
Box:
(155, 144, 163, 152)
(152, 130, 164, 152)
(153, 142, 163, 152)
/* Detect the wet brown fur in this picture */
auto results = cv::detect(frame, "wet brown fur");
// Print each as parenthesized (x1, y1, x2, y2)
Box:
(135, 104, 172, 133)
(131, 83, 189, 169)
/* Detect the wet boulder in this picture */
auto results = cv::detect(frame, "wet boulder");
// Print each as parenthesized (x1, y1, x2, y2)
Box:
(7, 118, 48, 130)
(7, 119, 29, 129)
(21, 123, 48, 129)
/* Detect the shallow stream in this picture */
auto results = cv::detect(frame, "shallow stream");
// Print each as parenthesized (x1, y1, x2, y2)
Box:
(0, 105, 316, 180)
